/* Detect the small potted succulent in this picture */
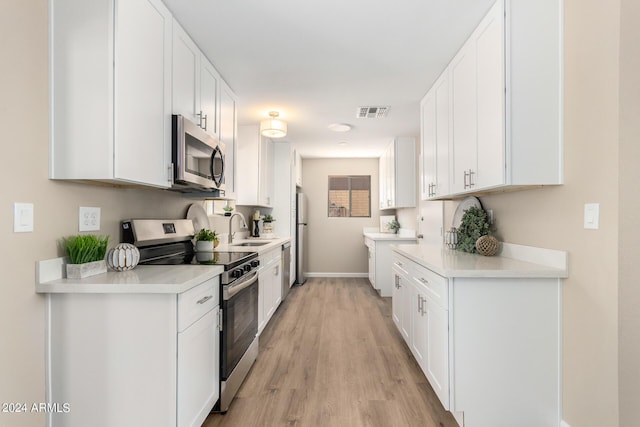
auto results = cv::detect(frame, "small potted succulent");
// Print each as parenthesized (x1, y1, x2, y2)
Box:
(195, 228, 219, 251)
(64, 234, 110, 279)
(387, 219, 401, 234)
(223, 205, 234, 216)
(262, 214, 275, 234)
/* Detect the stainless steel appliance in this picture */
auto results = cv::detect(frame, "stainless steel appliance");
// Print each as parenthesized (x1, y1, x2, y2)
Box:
(281, 242, 291, 301)
(121, 219, 258, 413)
(172, 114, 226, 194)
(296, 193, 307, 284)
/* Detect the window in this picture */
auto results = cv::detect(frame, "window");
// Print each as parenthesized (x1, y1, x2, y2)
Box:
(328, 175, 371, 217)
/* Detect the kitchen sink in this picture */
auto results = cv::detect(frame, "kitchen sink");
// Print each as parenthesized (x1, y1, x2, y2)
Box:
(232, 242, 270, 247)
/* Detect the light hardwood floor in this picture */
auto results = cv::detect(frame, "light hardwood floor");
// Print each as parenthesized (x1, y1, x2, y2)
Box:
(204, 277, 458, 427)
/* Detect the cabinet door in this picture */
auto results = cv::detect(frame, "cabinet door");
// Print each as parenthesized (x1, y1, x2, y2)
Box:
(368, 247, 376, 287)
(425, 298, 450, 410)
(259, 137, 274, 206)
(379, 151, 387, 209)
(200, 58, 220, 139)
(410, 283, 428, 369)
(476, 2, 505, 189)
(172, 21, 200, 124)
(391, 272, 402, 332)
(271, 263, 282, 313)
(434, 74, 451, 196)
(295, 150, 303, 187)
(177, 307, 219, 427)
(420, 90, 436, 200)
(258, 269, 267, 333)
(387, 143, 395, 207)
(450, 42, 477, 194)
(114, 0, 172, 188)
(219, 83, 237, 193)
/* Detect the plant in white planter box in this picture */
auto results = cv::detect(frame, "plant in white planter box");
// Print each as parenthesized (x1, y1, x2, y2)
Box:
(195, 228, 219, 251)
(64, 234, 109, 279)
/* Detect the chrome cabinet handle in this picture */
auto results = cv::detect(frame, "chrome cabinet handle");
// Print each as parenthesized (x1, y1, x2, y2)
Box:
(469, 169, 475, 187)
(419, 277, 429, 285)
(463, 170, 470, 189)
(417, 294, 422, 313)
(197, 295, 213, 305)
(395, 275, 400, 289)
(196, 111, 208, 131)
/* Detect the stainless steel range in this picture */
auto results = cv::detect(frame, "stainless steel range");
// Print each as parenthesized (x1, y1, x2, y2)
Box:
(121, 219, 259, 413)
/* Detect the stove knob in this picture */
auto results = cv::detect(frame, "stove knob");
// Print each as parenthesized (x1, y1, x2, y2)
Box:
(243, 264, 252, 273)
(251, 260, 260, 268)
(231, 269, 243, 278)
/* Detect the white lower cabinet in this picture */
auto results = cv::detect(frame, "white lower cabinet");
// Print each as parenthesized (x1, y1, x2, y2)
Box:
(392, 248, 564, 427)
(47, 276, 220, 427)
(365, 234, 417, 297)
(258, 247, 282, 334)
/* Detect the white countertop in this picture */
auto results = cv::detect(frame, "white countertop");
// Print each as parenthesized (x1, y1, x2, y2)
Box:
(364, 232, 418, 241)
(214, 236, 291, 253)
(36, 264, 224, 294)
(392, 243, 568, 279)
(36, 237, 291, 294)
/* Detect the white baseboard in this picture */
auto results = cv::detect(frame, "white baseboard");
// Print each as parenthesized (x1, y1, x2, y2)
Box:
(560, 421, 571, 427)
(305, 272, 368, 278)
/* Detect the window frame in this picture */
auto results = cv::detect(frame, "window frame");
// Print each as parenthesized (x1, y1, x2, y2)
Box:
(327, 175, 371, 218)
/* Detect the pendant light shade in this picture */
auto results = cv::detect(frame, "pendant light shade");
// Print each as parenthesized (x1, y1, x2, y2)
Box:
(260, 111, 287, 138)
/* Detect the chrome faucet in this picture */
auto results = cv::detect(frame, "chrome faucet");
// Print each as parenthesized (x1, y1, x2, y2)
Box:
(228, 212, 247, 244)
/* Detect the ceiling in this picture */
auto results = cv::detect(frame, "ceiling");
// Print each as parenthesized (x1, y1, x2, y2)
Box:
(163, 0, 495, 158)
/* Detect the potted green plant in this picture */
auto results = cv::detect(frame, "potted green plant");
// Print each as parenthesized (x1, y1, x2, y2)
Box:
(195, 228, 219, 251)
(64, 234, 109, 279)
(262, 214, 275, 234)
(456, 206, 492, 254)
(387, 219, 401, 234)
(223, 205, 234, 216)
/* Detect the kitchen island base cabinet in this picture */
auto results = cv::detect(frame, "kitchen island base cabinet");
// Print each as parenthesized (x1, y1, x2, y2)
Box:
(46, 278, 220, 427)
(392, 248, 564, 427)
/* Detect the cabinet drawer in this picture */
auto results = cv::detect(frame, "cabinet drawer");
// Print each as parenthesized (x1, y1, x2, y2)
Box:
(411, 264, 448, 308)
(178, 277, 219, 332)
(392, 252, 410, 278)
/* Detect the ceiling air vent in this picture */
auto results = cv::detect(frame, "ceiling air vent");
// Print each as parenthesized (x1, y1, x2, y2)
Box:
(357, 106, 390, 119)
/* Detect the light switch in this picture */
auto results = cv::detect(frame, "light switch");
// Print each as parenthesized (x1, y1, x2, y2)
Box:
(79, 207, 101, 231)
(14, 203, 34, 232)
(584, 203, 600, 230)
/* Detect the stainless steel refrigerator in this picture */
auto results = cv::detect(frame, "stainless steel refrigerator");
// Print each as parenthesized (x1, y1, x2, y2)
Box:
(296, 193, 307, 284)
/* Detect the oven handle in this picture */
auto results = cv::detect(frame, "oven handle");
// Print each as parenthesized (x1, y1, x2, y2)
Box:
(223, 271, 258, 300)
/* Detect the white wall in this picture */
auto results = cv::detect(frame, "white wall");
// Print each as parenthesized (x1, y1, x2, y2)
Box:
(302, 158, 379, 275)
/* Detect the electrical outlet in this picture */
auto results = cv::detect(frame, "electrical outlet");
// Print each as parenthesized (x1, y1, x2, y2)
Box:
(79, 207, 101, 232)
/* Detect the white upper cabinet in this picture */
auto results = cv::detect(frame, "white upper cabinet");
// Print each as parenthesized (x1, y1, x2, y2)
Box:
(294, 149, 303, 188)
(420, 0, 563, 199)
(236, 126, 274, 207)
(420, 71, 450, 199)
(172, 21, 220, 140)
(219, 81, 237, 196)
(50, 0, 173, 188)
(379, 137, 416, 209)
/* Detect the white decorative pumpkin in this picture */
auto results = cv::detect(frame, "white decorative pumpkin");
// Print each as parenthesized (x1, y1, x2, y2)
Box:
(107, 243, 140, 271)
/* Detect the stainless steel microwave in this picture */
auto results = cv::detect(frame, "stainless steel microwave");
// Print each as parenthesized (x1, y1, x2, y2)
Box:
(171, 114, 225, 193)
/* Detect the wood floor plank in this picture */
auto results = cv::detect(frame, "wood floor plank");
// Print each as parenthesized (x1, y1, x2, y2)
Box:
(203, 278, 458, 427)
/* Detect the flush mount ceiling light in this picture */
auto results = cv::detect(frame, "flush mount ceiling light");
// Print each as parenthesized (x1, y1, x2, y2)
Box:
(260, 111, 287, 138)
(328, 123, 352, 132)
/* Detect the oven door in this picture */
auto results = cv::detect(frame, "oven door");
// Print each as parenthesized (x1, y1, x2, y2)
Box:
(221, 271, 258, 379)
(172, 114, 226, 191)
